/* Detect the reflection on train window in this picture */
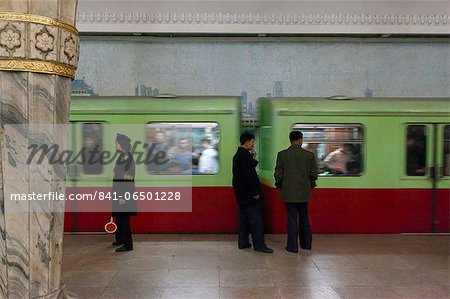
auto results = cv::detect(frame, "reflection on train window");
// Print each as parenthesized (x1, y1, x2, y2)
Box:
(292, 124, 364, 176)
(444, 125, 450, 176)
(82, 123, 103, 174)
(146, 122, 220, 175)
(406, 125, 427, 176)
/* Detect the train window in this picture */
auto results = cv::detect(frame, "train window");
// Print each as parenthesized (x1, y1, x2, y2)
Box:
(292, 124, 364, 176)
(444, 125, 450, 177)
(406, 125, 427, 176)
(146, 122, 220, 175)
(82, 123, 103, 174)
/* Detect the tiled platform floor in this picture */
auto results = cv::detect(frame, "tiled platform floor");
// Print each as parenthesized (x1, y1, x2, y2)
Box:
(62, 234, 449, 299)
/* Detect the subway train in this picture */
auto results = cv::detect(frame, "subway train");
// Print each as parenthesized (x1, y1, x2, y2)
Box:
(65, 96, 450, 233)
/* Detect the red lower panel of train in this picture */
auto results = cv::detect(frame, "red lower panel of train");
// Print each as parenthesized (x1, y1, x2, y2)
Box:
(263, 186, 449, 233)
(64, 186, 449, 233)
(64, 187, 238, 233)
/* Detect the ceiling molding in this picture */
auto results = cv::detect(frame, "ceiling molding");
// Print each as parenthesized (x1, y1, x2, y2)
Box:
(76, 0, 450, 34)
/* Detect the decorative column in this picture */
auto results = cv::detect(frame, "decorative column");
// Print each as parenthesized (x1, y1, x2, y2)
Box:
(0, 1, 79, 298)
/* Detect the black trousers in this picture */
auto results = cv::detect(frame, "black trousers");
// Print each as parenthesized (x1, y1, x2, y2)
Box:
(238, 201, 265, 249)
(115, 213, 133, 249)
(286, 202, 312, 251)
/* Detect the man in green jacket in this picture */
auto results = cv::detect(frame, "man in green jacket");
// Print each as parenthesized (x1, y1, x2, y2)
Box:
(274, 131, 318, 253)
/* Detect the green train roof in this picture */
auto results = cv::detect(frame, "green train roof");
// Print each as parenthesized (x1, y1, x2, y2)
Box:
(70, 96, 241, 115)
(259, 97, 450, 117)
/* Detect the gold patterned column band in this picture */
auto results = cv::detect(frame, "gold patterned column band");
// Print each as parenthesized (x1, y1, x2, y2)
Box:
(0, 12, 78, 35)
(0, 59, 75, 78)
(0, 12, 79, 79)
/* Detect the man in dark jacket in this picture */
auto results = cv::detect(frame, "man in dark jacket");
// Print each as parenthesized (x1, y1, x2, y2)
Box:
(232, 133, 273, 253)
(275, 131, 318, 253)
(112, 133, 137, 252)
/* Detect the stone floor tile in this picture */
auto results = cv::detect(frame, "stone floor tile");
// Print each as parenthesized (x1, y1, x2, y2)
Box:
(220, 269, 275, 287)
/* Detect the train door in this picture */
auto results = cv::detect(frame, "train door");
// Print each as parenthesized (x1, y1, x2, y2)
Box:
(66, 122, 106, 231)
(437, 124, 450, 232)
(66, 121, 79, 231)
(406, 123, 450, 232)
(68, 121, 105, 176)
(259, 126, 271, 172)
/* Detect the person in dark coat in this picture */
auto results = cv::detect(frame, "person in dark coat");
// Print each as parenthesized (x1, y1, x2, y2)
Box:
(232, 132, 273, 253)
(275, 131, 318, 253)
(112, 133, 137, 252)
(146, 131, 169, 174)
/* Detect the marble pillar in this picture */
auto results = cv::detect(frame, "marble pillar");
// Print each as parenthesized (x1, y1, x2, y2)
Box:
(0, 1, 79, 298)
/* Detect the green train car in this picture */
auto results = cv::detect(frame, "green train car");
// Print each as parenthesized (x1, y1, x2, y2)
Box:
(66, 96, 241, 233)
(66, 95, 449, 233)
(259, 97, 450, 233)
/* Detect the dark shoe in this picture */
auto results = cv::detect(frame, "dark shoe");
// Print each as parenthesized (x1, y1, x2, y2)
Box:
(254, 245, 273, 253)
(112, 241, 123, 246)
(238, 243, 252, 249)
(285, 247, 298, 253)
(115, 245, 133, 252)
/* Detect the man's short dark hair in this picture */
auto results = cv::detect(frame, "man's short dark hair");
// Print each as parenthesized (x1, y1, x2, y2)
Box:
(289, 131, 303, 142)
(240, 132, 255, 145)
(202, 138, 211, 145)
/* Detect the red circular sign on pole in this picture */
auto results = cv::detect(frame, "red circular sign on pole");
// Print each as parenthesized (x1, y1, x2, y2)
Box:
(105, 217, 117, 234)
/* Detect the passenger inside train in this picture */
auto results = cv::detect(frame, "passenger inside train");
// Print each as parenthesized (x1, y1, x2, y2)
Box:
(146, 122, 221, 175)
(406, 125, 427, 176)
(297, 125, 363, 176)
(322, 144, 353, 175)
(82, 123, 103, 174)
